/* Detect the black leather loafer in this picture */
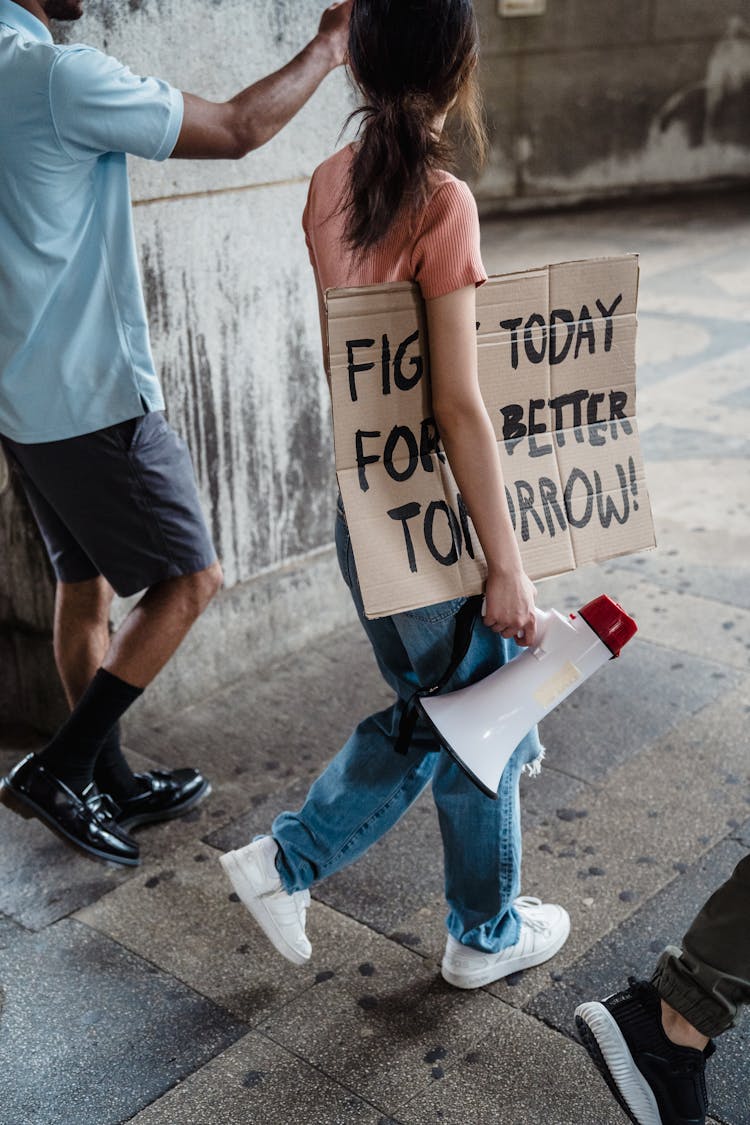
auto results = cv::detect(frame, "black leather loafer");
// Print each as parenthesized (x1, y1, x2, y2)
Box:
(116, 768, 211, 829)
(0, 753, 140, 866)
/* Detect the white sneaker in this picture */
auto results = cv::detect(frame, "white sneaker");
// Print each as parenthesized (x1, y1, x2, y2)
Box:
(441, 896, 570, 989)
(219, 835, 312, 965)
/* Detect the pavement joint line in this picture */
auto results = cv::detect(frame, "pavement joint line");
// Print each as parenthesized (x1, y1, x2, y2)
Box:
(252, 1027, 411, 1123)
(534, 762, 605, 789)
(141, 614, 358, 728)
(132, 176, 311, 209)
(68, 913, 257, 1034)
(256, 977, 529, 1121)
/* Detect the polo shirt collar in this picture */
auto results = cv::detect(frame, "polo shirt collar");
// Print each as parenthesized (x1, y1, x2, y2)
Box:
(0, 1, 53, 44)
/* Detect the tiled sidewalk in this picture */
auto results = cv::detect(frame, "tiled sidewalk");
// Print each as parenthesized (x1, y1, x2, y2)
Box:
(1, 190, 748, 1125)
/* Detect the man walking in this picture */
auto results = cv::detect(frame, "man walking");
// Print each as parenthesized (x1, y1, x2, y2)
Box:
(0, 0, 351, 865)
(575, 856, 749, 1125)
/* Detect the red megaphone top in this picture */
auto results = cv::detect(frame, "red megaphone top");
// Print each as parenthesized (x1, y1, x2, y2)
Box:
(578, 595, 638, 657)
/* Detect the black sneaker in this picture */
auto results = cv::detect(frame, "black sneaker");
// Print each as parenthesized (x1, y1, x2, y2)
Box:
(575, 979, 714, 1125)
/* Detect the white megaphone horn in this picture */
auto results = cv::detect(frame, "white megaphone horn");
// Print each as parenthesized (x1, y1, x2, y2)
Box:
(419, 595, 637, 799)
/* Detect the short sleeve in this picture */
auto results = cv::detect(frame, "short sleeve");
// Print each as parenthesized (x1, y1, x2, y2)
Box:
(301, 177, 314, 258)
(49, 46, 183, 162)
(411, 179, 488, 300)
(301, 170, 317, 266)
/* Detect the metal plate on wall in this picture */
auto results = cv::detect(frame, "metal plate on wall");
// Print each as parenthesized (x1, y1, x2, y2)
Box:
(498, 0, 546, 15)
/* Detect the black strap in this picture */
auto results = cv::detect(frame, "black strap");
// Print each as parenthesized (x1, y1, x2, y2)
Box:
(394, 595, 483, 755)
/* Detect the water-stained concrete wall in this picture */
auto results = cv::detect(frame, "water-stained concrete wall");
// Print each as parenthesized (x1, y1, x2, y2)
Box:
(474, 0, 750, 208)
(0, 0, 358, 731)
(2, 0, 749, 732)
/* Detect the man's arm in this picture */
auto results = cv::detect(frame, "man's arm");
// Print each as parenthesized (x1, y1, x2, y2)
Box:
(171, 0, 351, 160)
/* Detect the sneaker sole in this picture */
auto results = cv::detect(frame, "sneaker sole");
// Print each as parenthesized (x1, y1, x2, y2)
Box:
(575, 1002, 663, 1125)
(118, 780, 212, 830)
(441, 912, 571, 989)
(219, 849, 310, 966)
(0, 781, 140, 867)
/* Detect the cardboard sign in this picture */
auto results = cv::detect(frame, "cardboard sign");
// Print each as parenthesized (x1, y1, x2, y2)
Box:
(326, 255, 655, 619)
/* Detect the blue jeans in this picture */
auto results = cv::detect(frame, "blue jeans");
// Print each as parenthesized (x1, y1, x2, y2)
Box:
(272, 502, 544, 953)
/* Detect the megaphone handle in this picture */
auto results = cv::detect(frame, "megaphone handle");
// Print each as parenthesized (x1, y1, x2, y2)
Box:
(479, 599, 551, 648)
(531, 607, 552, 655)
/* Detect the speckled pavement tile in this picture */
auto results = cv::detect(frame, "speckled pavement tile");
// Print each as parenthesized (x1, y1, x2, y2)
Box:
(0, 738, 136, 930)
(0, 918, 245, 1125)
(386, 674, 749, 1015)
(536, 635, 741, 783)
(527, 827, 750, 1125)
(392, 1004, 625, 1125)
(75, 838, 418, 1027)
(606, 580, 750, 672)
(259, 940, 516, 1117)
(126, 1031, 388, 1125)
(0, 737, 244, 929)
(3, 193, 749, 1125)
(125, 624, 391, 791)
(207, 779, 449, 941)
(608, 519, 750, 611)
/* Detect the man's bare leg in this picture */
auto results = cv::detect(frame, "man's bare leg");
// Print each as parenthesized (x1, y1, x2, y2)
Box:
(660, 1000, 710, 1051)
(55, 561, 223, 695)
(55, 576, 114, 705)
(35, 561, 223, 794)
(102, 562, 223, 688)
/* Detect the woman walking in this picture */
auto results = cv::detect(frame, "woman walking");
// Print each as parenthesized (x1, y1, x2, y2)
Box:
(221, 0, 570, 989)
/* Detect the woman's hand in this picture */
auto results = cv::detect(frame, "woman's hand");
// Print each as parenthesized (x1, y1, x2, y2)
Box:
(483, 566, 538, 647)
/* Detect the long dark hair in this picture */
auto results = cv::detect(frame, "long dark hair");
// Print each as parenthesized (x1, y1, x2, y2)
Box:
(345, 0, 487, 253)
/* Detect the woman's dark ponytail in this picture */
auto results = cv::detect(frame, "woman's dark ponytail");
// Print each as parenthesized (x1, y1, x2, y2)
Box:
(344, 0, 487, 254)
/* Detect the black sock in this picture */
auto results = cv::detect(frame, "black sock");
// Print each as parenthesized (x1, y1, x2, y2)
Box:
(37, 669, 143, 796)
(93, 723, 143, 802)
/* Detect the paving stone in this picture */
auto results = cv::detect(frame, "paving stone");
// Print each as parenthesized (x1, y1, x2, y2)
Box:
(608, 524, 750, 611)
(642, 423, 750, 462)
(537, 636, 740, 783)
(203, 775, 314, 854)
(0, 744, 136, 931)
(647, 456, 749, 544)
(127, 624, 391, 791)
(127, 1031, 386, 1125)
(121, 747, 252, 863)
(2, 193, 749, 1125)
(306, 788, 445, 939)
(609, 580, 750, 673)
(395, 1004, 624, 1125)
(527, 829, 750, 1125)
(611, 553, 750, 616)
(498, 678, 750, 1000)
(0, 912, 25, 955)
(0, 739, 242, 928)
(260, 940, 514, 1116)
(76, 840, 399, 1027)
(0, 918, 245, 1125)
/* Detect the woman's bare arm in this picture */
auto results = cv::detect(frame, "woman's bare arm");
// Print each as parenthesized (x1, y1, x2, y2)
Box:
(425, 284, 537, 645)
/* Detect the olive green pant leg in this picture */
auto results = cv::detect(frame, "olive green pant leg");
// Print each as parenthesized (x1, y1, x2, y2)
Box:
(652, 854, 750, 1037)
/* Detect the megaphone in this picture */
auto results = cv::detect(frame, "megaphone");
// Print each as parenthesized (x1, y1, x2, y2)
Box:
(419, 595, 637, 799)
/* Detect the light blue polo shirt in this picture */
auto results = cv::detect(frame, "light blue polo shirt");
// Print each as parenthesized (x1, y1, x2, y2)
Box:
(0, 0, 184, 443)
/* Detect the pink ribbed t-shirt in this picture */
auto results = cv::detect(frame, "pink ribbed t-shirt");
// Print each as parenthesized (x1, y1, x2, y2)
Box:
(302, 143, 488, 300)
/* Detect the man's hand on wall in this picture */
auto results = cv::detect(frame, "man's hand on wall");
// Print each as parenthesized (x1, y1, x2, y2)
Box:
(317, 1, 353, 69)
(173, 1, 353, 161)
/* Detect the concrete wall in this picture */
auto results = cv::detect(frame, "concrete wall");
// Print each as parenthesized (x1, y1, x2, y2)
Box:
(474, 0, 750, 209)
(1, 0, 359, 732)
(2, 0, 749, 733)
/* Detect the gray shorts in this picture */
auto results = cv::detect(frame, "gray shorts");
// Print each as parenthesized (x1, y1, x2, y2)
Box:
(1, 412, 217, 597)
